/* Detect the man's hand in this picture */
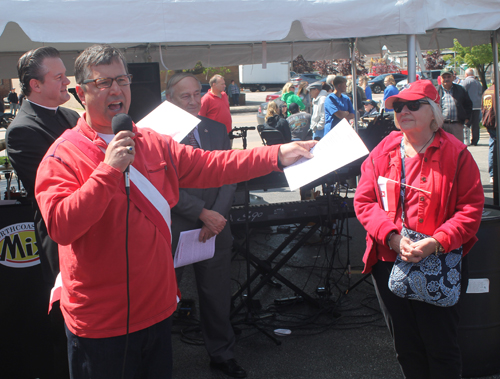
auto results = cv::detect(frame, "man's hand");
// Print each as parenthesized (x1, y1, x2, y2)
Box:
(199, 208, 226, 235)
(278, 140, 317, 167)
(104, 130, 135, 172)
(199, 225, 216, 243)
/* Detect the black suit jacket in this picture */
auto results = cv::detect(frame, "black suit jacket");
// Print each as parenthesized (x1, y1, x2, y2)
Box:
(171, 116, 236, 253)
(6, 101, 80, 284)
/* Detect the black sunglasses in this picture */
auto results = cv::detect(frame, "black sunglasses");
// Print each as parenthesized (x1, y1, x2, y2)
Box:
(393, 100, 429, 113)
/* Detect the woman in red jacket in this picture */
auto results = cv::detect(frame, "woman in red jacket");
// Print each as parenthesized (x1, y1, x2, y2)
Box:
(354, 80, 484, 378)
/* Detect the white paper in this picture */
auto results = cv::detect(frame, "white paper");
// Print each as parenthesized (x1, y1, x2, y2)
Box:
(173, 229, 215, 268)
(283, 119, 369, 190)
(137, 101, 200, 142)
(378, 176, 389, 211)
(466, 278, 490, 294)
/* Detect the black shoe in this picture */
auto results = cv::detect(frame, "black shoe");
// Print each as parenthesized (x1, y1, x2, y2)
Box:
(210, 359, 247, 378)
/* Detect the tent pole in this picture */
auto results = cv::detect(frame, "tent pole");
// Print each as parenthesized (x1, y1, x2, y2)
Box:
(407, 35, 417, 83)
(350, 40, 358, 132)
(492, 29, 500, 205)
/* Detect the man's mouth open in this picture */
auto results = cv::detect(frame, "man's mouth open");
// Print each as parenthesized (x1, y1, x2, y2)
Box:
(108, 102, 123, 112)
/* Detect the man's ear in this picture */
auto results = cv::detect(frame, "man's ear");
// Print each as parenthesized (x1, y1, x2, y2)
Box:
(29, 78, 42, 94)
(75, 85, 86, 108)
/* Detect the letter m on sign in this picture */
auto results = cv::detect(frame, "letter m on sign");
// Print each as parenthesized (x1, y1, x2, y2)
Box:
(0, 234, 25, 261)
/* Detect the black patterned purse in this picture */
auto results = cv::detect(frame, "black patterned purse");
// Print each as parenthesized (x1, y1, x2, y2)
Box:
(387, 138, 463, 307)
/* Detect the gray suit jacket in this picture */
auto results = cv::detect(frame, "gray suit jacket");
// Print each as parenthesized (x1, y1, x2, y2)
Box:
(171, 116, 236, 252)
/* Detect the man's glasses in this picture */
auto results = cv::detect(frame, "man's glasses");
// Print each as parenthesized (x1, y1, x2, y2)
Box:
(392, 100, 429, 113)
(82, 74, 133, 89)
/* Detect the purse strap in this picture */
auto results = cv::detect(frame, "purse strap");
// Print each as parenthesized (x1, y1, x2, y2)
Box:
(399, 138, 408, 226)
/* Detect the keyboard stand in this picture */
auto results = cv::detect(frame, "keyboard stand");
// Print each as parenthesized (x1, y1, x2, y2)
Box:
(231, 221, 321, 318)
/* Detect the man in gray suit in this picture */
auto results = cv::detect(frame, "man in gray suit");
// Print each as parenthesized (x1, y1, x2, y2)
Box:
(166, 73, 245, 378)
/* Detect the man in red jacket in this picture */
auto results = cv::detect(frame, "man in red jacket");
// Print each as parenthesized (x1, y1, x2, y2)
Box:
(35, 44, 315, 379)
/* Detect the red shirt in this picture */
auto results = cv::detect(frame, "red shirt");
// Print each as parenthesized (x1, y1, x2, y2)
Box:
(199, 90, 232, 133)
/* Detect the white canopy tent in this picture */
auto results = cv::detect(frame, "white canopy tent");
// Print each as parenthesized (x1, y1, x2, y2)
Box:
(0, 0, 499, 77)
(1, 0, 500, 201)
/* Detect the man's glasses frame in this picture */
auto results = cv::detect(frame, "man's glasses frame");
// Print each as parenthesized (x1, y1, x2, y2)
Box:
(392, 100, 429, 113)
(82, 74, 133, 89)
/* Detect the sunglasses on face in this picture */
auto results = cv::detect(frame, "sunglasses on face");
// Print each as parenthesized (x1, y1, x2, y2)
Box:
(392, 100, 429, 113)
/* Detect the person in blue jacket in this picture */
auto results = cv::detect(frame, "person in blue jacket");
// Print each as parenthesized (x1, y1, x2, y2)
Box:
(324, 76, 355, 135)
(383, 74, 399, 111)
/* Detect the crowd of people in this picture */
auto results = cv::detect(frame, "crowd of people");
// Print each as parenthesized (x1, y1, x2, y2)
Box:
(1, 44, 495, 379)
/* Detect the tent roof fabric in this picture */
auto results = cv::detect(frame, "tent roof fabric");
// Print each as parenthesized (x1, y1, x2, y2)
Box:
(0, 0, 499, 76)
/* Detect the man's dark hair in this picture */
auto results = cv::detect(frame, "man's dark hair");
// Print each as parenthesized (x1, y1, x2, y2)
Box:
(289, 102, 299, 114)
(17, 47, 61, 96)
(75, 44, 128, 85)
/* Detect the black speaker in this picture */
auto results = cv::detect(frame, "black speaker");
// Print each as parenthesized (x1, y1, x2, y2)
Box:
(127, 62, 161, 123)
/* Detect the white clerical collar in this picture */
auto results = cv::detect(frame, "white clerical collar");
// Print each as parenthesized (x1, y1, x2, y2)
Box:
(27, 99, 59, 111)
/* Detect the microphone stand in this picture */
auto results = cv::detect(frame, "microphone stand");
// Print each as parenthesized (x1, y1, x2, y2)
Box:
(230, 126, 280, 346)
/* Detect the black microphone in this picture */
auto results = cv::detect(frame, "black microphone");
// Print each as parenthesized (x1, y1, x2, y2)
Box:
(111, 113, 134, 191)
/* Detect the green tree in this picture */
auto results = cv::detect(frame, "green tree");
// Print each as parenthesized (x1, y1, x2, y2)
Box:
(183, 61, 231, 79)
(445, 39, 499, 92)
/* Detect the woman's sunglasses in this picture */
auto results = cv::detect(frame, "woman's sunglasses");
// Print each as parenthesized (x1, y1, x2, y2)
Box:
(393, 100, 429, 113)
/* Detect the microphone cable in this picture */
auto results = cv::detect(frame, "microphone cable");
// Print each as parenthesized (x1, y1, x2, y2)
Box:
(121, 177, 131, 379)
(111, 113, 134, 379)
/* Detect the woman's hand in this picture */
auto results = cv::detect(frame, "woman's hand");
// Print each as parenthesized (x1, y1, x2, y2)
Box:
(399, 237, 436, 263)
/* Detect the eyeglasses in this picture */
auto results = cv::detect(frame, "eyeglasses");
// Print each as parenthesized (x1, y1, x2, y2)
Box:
(392, 100, 429, 113)
(82, 74, 133, 89)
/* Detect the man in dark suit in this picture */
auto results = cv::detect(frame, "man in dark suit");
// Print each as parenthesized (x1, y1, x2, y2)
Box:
(6, 46, 80, 379)
(166, 73, 245, 378)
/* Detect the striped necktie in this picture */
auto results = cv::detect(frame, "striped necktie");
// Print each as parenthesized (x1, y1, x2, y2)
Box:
(188, 130, 200, 149)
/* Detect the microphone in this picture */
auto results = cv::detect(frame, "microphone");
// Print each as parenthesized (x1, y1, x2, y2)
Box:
(111, 113, 134, 191)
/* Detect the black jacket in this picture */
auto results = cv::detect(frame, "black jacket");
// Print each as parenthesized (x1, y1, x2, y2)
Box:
(265, 114, 291, 142)
(6, 101, 80, 284)
(438, 83, 473, 123)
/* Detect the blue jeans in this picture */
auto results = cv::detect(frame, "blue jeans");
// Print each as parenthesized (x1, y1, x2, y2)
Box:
(488, 128, 496, 178)
(232, 93, 239, 106)
(65, 317, 173, 379)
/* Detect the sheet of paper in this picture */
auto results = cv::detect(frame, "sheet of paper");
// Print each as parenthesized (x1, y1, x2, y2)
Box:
(378, 176, 389, 211)
(136, 101, 200, 142)
(283, 119, 369, 190)
(466, 278, 490, 293)
(173, 228, 215, 268)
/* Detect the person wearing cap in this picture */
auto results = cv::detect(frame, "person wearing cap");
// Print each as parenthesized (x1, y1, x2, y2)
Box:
(354, 79, 484, 378)
(286, 102, 311, 141)
(361, 99, 379, 117)
(438, 68, 472, 142)
(308, 81, 328, 140)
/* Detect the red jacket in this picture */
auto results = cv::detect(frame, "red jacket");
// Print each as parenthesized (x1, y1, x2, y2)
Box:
(35, 117, 280, 338)
(199, 90, 232, 133)
(354, 128, 484, 274)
